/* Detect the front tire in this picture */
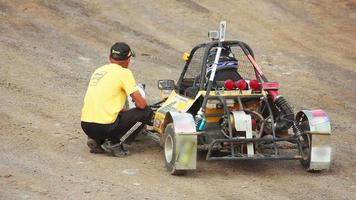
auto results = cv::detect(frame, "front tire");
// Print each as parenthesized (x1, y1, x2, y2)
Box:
(164, 123, 187, 175)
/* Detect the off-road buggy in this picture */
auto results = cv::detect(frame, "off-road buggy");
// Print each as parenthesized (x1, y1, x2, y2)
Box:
(145, 21, 331, 175)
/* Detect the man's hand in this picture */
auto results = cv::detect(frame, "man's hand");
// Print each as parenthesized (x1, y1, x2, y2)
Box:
(130, 90, 147, 109)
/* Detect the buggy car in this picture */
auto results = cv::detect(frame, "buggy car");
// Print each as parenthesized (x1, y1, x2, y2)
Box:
(145, 21, 331, 175)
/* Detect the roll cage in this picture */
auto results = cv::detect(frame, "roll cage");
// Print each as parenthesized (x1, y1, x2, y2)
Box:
(176, 41, 257, 96)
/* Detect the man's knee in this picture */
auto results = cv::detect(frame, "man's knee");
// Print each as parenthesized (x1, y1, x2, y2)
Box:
(135, 106, 153, 123)
(125, 106, 152, 123)
(143, 106, 153, 122)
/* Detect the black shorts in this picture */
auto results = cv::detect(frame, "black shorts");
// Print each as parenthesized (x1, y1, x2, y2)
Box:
(81, 106, 153, 145)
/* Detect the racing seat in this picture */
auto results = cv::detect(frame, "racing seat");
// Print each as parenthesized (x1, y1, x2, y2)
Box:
(184, 47, 242, 97)
(210, 66, 242, 82)
(207, 66, 242, 88)
(206, 47, 242, 87)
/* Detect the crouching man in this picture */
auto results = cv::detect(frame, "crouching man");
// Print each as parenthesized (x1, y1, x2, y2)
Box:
(81, 42, 153, 157)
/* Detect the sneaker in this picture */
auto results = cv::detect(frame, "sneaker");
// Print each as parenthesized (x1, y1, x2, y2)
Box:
(112, 146, 130, 157)
(121, 143, 130, 154)
(101, 140, 130, 157)
(87, 138, 105, 154)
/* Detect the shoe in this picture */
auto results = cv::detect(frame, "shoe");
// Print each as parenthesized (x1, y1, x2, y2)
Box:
(87, 138, 105, 154)
(101, 140, 130, 157)
(112, 146, 130, 157)
(121, 143, 130, 154)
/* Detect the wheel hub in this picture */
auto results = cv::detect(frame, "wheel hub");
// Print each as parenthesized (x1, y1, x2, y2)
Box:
(165, 134, 174, 163)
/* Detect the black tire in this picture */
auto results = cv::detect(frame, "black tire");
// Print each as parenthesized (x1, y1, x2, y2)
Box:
(298, 121, 321, 172)
(164, 123, 187, 175)
(299, 129, 311, 169)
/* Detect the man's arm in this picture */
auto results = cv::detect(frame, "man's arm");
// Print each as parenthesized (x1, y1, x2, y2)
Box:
(130, 90, 147, 109)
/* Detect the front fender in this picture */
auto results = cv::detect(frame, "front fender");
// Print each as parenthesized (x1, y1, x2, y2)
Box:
(166, 112, 196, 133)
(165, 112, 197, 170)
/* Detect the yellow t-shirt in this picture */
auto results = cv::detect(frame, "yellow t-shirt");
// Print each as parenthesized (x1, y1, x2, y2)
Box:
(81, 63, 137, 124)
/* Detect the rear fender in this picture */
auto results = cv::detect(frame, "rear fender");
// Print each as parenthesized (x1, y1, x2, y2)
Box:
(296, 109, 331, 171)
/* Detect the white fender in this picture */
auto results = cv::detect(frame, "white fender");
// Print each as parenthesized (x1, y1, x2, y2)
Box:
(296, 109, 331, 171)
(167, 112, 196, 134)
(166, 112, 197, 170)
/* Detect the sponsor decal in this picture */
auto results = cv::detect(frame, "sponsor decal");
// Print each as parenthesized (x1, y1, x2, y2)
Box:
(153, 119, 161, 128)
(158, 101, 177, 114)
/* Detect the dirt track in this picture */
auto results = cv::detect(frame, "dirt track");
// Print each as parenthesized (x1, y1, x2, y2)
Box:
(0, 0, 355, 199)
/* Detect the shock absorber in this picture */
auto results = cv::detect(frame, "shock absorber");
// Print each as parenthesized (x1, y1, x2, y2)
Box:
(292, 120, 303, 136)
(274, 96, 294, 132)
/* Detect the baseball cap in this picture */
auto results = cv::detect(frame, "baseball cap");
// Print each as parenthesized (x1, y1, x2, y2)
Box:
(110, 42, 135, 61)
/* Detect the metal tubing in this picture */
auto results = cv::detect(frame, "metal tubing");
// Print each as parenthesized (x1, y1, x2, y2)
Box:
(207, 155, 302, 161)
(205, 137, 301, 160)
(263, 97, 278, 155)
(200, 22, 226, 114)
(236, 41, 268, 83)
(218, 96, 236, 157)
(206, 95, 264, 100)
(237, 97, 243, 111)
(208, 137, 299, 143)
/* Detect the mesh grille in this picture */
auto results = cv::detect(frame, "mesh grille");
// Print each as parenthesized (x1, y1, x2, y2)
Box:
(184, 47, 206, 79)
(230, 46, 256, 80)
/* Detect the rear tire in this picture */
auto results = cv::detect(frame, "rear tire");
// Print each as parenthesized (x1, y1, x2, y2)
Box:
(164, 123, 187, 175)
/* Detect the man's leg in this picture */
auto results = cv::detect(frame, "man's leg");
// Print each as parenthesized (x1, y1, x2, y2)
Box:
(109, 106, 153, 145)
(81, 122, 110, 153)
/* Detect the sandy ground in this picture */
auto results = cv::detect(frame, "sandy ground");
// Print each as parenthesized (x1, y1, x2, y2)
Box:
(0, 0, 355, 199)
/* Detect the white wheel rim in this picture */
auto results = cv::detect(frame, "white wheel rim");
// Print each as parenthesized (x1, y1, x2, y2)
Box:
(165, 134, 174, 163)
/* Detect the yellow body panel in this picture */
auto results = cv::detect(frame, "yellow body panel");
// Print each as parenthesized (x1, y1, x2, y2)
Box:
(153, 90, 198, 134)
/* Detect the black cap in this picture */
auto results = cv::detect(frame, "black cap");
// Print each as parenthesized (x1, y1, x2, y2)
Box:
(110, 42, 134, 61)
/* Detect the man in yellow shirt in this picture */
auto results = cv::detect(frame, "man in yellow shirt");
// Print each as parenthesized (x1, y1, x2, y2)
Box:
(81, 42, 153, 157)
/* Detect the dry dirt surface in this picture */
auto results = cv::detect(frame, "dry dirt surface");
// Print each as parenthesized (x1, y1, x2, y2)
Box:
(0, 0, 355, 199)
